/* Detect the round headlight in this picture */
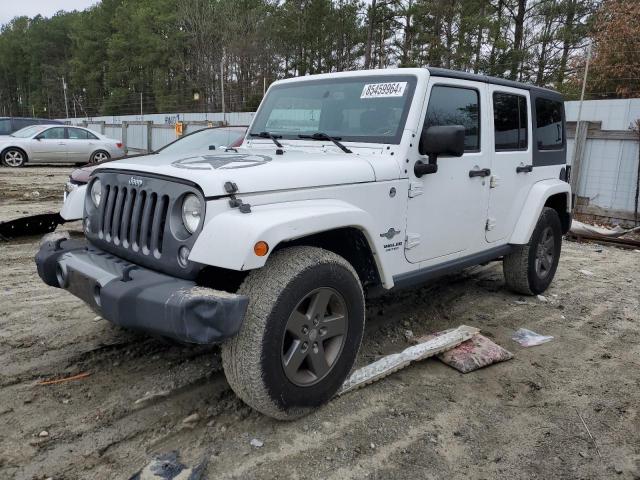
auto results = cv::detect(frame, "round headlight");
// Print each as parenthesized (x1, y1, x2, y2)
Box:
(90, 179, 102, 207)
(181, 194, 203, 234)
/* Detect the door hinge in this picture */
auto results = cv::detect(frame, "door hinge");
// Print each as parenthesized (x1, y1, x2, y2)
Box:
(490, 175, 500, 189)
(405, 233, 421, 249)
(485, 218, 497, 231)
(408, 182, 423, 198)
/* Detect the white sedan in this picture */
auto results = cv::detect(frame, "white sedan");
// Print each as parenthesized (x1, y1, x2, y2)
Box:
(0, 124, 125, 167)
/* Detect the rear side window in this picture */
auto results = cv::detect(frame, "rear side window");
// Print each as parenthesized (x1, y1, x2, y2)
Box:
(535, 98, 564, 150)
(0, 119, 10, 135)
(68, 128, 98, 140)
(493, 92, 528, 150)
(424, 85, 480, 151)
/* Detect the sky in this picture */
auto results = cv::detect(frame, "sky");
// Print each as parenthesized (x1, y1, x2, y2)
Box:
(0, 0, 99, 27)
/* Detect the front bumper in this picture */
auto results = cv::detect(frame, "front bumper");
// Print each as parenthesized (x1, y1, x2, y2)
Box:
(35, 239, 248, 344)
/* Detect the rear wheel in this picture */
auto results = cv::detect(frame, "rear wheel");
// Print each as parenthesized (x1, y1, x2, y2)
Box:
(221, 246, 365, 419)
(90, 150, 110, 164)
(503, 207, 562, 295)
(2, 148, 27, 167)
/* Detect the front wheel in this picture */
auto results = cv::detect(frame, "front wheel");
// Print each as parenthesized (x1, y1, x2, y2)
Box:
(503, 207, 562, 295)
(221, 246, 365, 420)
(2, 148, 27, 167)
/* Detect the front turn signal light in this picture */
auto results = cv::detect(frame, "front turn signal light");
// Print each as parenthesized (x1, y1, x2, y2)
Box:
(254, 241, 269, 257)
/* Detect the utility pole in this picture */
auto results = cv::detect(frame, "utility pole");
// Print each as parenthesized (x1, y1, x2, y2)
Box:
(364, 0, 377, 69)
(220, 53, 226, 125)
(263, 77, 266, 96)
(140, 91, 143, 118)
(569, 41, 592, 207)
(62, 77, 70, 119)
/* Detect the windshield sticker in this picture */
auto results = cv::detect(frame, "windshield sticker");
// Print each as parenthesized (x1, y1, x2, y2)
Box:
(360, 82, 407, 99)
(172, 153, 272, 170)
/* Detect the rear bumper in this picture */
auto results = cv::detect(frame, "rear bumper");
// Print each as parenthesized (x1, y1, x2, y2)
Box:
(35, 239, 248, 344)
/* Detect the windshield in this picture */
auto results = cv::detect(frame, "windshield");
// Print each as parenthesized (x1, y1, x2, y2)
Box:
(160, 128, 244, 155)
(11, 125, 43, 138)
(250, 75, 417, 144)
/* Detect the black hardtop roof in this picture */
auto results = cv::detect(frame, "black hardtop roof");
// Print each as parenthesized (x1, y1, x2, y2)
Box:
(426, 67, 562, 98)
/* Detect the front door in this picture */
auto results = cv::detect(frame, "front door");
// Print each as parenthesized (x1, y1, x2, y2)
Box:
(405, 80, 491, 264)
(485, 86, 532, 242)
(32, 127, 67, 162)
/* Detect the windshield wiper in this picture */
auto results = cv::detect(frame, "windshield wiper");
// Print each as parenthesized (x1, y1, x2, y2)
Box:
(298, 132, 352, 153)
(249, 131, 283, 148)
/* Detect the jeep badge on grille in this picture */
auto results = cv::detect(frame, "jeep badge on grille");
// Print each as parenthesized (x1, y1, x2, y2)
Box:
(128, 177, 143, 187)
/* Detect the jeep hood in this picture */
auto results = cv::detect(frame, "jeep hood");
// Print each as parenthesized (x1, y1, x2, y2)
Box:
(94, 148, 377, 197)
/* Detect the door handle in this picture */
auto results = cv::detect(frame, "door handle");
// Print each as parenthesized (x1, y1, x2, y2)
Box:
(516, 165, 533, 173)
(469, 168, 491, 178)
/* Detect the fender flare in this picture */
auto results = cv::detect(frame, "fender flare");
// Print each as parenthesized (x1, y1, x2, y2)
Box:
(60, 184, 86, 221)
(189, 199, 394, 287)
(509, 179, 571, 244)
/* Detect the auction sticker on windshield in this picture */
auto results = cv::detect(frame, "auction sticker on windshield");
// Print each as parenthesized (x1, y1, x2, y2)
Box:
(361, 82, 407, 98)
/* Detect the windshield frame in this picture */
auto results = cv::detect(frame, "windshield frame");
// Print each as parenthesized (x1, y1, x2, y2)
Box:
(250, 74, 418, 145)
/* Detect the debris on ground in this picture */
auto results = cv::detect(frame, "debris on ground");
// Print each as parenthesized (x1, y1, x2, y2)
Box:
(570, 219, 640, 238)
(338, 325, 478, 395)
(182, 413, 201, 424)
(416, 333, 513, 373)
(512, 328, 554, 347)
(134, 390, 171, 405)
(129, 451, 206, 480)
(579, 269, 594, 276)
(537, 294, 549, 303)
(250, 438, 264, 448)
(37, 372, 90, 386)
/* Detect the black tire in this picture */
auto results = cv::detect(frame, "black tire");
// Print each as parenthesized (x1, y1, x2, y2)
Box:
(221, 246, 365, 420)
(2, 148, 27, 167)
(90, 150, 110, 164)
(503, 207, 562, 295)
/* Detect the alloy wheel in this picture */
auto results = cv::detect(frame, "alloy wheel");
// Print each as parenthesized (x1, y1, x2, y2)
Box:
(4, 150, 24, 167)
(281, 287, 348, 387)
(534, 226, 555, 279)
(92, 151, 108, 163)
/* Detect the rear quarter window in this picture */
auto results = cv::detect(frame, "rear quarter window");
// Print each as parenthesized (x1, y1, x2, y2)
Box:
(535, 98, 564, 150)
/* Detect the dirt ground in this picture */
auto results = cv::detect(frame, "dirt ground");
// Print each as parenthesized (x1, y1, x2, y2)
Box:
(0, 167, 639, 480)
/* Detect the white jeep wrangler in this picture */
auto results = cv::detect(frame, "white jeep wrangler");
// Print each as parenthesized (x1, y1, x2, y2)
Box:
(36, 68, 571, 419)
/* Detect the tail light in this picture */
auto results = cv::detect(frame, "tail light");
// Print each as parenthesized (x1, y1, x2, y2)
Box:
(116, 142, 123, 149)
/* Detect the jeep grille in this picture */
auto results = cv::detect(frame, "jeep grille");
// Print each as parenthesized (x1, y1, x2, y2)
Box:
(98, 185, 169, 257)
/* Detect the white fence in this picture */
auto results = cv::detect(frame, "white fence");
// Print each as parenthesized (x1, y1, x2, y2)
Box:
(566, 99, 640, 225)
(74, 114, 253, 155)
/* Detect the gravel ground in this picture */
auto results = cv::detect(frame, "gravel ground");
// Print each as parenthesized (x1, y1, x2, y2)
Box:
(0, 167, 639, 479)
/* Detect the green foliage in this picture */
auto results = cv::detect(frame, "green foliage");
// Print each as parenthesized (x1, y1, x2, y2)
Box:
(0, 0, 602, 118)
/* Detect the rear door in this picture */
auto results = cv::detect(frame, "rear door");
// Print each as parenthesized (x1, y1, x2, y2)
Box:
(485, 86, 532, 242)
(67, 127, 98, 162)
(405, 79, 491, 263)
(31, 127, 67, 162)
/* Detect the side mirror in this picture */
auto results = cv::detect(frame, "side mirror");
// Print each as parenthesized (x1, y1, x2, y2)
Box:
(35, 136, 42, 141)
(415, 125, 465, 177)
(209, 145, 216, 150)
